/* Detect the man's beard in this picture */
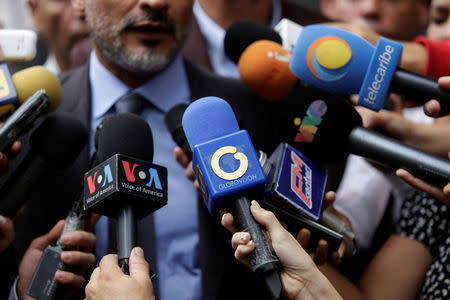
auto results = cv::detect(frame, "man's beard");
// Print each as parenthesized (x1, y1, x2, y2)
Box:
(85, 1, 188, 74)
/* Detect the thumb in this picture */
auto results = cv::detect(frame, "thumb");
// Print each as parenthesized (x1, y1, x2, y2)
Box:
(129, 247, 152, 288)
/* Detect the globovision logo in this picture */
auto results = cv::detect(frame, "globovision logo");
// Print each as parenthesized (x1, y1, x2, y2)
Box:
(307, 36, 352, 82)
(211, 146, 249, 180)
(87, 164, 114, 194)
(122, 160, 162, 190)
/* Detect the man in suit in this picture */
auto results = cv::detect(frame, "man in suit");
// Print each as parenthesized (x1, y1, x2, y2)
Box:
(183, 0, 329, 77)
(8, 0, 278, 299)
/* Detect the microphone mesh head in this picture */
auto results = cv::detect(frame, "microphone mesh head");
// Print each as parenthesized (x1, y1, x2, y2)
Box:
(224, 21, 282, 64)
(182, 97, 239, 150)
(95, 113, 154, 162)
(30, 113, 88, 167)
(11, 66, 62, 111)
(238, 40, 298, 101)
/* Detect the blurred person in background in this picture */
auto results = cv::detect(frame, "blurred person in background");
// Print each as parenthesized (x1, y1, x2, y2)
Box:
(182, 0, 328, 78)
(27, 0, 92, 74)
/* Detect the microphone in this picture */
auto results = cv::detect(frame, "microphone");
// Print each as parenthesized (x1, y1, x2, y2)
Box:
(0, 65, 62, 153)
(0, 113, 88, 218)
(290, 24, 450, 111)
(0, 65, 62, 119)
(238, 40, 298, 101)
(224, 21, 282, 64)
(83, 113, 167, 275)
(278, 96, 450, 187)
(164, 103, 191, 160)
(165, 101, 350, 253)
(258, 146, 353, 255)
(182, 96, 283, 300)
(0, 29, 37, 61)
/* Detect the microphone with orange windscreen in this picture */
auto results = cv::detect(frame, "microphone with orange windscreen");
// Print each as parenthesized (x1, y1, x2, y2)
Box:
(238, 40, 298, 101)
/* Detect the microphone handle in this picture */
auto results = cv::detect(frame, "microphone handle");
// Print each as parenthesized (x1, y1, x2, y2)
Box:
(391, 68, 450, 109)
(231, 196, 283, 300)
(348, 126, 450, 187)
(117, 204, 136, 275)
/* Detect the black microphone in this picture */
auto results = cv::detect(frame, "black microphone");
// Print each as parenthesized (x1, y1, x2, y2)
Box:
(224, 21, 282, 64)
(278, 96, 450, 187)
(0, 113, 88, 217)
(83, 113, 167, 275)
(164, 104, 191, 161)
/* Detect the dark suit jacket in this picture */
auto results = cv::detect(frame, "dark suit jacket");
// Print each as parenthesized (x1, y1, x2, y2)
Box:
(183, 0, 329, 70)
(7, 61, 278, 300)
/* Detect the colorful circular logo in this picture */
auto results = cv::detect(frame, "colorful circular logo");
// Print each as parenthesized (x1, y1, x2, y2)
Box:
(306, 36, 352, 82)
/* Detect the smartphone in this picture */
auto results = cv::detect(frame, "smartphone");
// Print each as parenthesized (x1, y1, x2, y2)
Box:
(0, 29, 37, 61)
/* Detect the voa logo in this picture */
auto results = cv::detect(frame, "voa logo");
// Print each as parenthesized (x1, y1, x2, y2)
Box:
(122, 160, 162, 190)
(87, 164, 114, 194)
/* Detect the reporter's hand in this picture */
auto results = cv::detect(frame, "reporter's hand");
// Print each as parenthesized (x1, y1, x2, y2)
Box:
(295, 192, 345, 267)
(424, 76, 450, 118)
(222, 201, 342, 300)
(396, 167, 450, 207)
(0, 215, 14, 254)
(174, 146, 200, 192)
(323, 22, 381, 46)
(0, 140, 22, 176)
(85, 247, 154, 300)
(17, 220, 97, 300)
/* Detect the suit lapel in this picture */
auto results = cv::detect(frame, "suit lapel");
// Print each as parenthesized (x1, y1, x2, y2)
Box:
(182, 18, 213, 71)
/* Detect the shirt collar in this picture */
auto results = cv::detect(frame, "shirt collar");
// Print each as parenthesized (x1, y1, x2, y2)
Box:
(89, 52, 190, 120)
(193, 0, 282, 55)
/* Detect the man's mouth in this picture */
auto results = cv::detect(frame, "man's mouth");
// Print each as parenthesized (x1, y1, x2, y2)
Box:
(125, 21, 173, 37)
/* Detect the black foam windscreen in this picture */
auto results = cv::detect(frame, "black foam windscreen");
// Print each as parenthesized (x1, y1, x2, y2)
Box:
(274, 86, 362, 163)
(164, 104, 191, 158)
(29, 113, 88, 167)
(224, 21, 282, 64)
(96, 113, 154, 162)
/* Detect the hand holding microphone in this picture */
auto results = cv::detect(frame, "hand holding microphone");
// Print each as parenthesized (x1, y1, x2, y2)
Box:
(222, 201, 342, 300)
(85, 247, 155, 300)
(182, 97, 283, 299)
(17, 220, 97, 300)
(0, 215, 14, 254)
(290, 24, 450, 112)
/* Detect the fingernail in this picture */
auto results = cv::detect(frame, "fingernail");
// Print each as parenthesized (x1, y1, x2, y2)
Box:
(55, 271, 65, 280)
(134, 247, 144, 257)
(61, 234, 71, 244)
(247, 240, 254, 247)
(61, 252, 71, 261)
(240, 233, 249, 242)
(251, 200, 261, 209)
(221, 213, 226, 224)
(0, 215, 6, 224)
